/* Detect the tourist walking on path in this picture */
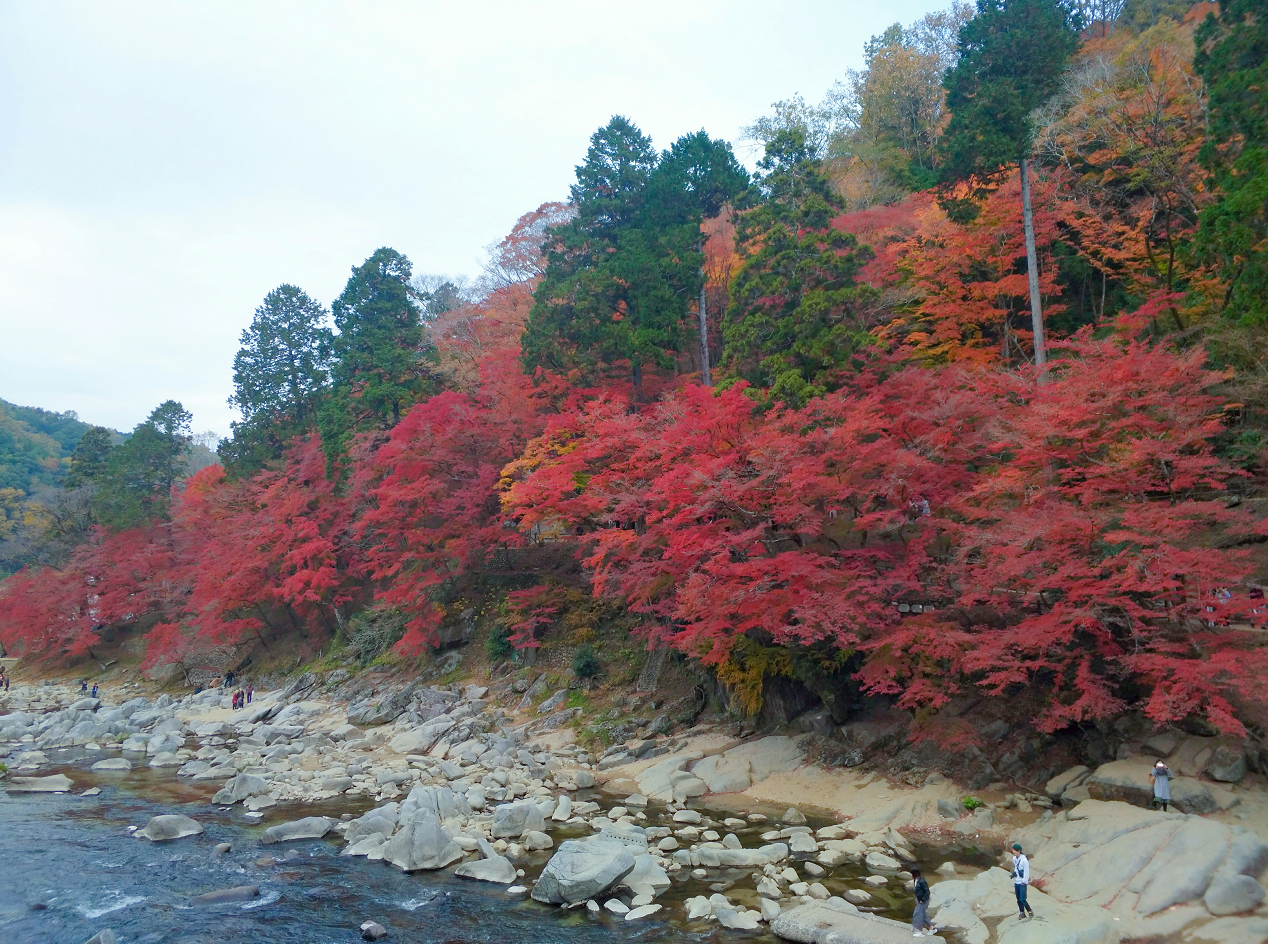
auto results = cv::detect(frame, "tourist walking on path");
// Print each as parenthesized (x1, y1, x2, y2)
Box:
(1012, 843, 1035, 920)
(911, 868, 936, 937)
(246, 684, 253, 705)
(1150, 759, 1172, 811)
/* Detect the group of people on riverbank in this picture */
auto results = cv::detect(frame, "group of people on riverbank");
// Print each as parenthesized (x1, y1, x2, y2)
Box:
(910, 759, 1176, 936)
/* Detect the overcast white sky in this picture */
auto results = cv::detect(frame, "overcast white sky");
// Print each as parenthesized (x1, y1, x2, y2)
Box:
(1, 0, 952, 438)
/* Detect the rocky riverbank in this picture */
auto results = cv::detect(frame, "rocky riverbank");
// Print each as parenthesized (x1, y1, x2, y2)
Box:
(3, 675, 1268, 944)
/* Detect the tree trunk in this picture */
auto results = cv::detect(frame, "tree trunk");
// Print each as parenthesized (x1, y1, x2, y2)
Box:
(1020, 158, 1048, 376)
(698, 261, 711, 387)
(631, 361, 643, 398)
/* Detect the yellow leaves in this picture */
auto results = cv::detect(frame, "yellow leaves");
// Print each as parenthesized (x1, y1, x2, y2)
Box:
(0, 487, 22, 540)
(715, 637, 794, 715)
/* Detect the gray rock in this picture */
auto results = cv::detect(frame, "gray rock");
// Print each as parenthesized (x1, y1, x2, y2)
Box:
(347, 682, 418, 727)
(1141, 733, 1179, 758)
(138, 814, 204, 841)
(1221, 832, 1268, 879)
(82, 930, 118, 944)
(491, 800, 546, 838)
(1135, 816, 1233, 914)
(1207, 745, 1248, 783)
(772, 901, 934, 944)
(574, 770, 596, 789)
(6, 774, 73, 792)
(536, 690, 568, 715)
(260, 816, 333, 844)
(865, 851, 902, 873)
(1086, 757, 1216, 813)
(937, 798, 961, 820)
(530, 838, 637, 904)
(193, 885, 260, 905)
(1045, 765, 1090, 798)
(382, 809, 462, 871)
(454, 839, 517, 884)
(717, 907, 761, 929)
(360, 920, 389, 941)
(91, 758, 132, 771)
(1205, 873, 1266, 915)
(212, 773, 269, 804)
(783, 807, 807, 825)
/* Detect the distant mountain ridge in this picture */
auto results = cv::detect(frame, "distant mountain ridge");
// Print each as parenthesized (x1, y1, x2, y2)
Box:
(0, 398, 125, 492)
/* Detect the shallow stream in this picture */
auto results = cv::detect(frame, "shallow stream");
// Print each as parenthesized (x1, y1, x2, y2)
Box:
(0, 751, 989, 944)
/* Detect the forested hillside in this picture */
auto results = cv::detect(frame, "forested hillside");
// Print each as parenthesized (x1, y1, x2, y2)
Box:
(0, 399, 108, 491)
(3, 0, 1267, 746)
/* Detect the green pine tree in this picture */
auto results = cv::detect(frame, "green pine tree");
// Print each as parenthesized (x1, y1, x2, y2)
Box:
(222, 284, 333, 473)
(64, 426, 114, 489)
(95, 401, 193, 527)
(321, 248, 439, 460)
(722, 128, 874, 407)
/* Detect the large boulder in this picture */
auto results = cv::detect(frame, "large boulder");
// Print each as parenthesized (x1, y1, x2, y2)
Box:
(91, 758, 133, 772)
(1045, 765, 1089, 798)
(1207, 746, 1248, 784)
(689, 753, 753, 794)
(1205, 874, 1267, 916)
(1134, 817, 1234, 915)
(192, 885, 259, 905)
(6, 774, 73, 792)
(138, 814, 204, 842)
(260, 816, 333, 844)
(772, 900, 937, 944)
(491, 800, 546, 838)
(531, 838, 637, 905)
(721, 736, 805, 783)
(1085, 758, 1215, 813)
(212, 773, 269, 805)
(454, 838, 517, 884)
(382, 809, 463, 872)
(389, 718, 455, 755)
(347, 682, 418, 727)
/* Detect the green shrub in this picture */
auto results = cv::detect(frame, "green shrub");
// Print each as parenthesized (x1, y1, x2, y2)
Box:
(572, 643, 601, 678)
(962, 796, 982, 810)
(486, 627, 515, 662)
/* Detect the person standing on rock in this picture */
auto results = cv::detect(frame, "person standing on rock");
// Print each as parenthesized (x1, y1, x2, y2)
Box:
(1150, 759, 1171, 812)
(911, 868, 935, 937)
(246, 684, 253, 705)
(1012, 843, 1035, 920)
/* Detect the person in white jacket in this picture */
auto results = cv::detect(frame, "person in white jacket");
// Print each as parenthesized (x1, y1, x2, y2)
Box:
(1012, 843, 1035, 919)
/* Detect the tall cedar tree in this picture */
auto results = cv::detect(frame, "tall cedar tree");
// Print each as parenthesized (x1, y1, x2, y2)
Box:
(321, 248, 438, 460)
(63, 426, 113, 488)
(723, 128, 874, 407)
(647, 131, 749, 384)
(521, 117, 663, 392)
(938, 0, 1080, 367)
(1193, 0, 1268, 325)
(223, 284, 334, 473)
(95, 401, 192, 527)
(521, 118, 745, 394)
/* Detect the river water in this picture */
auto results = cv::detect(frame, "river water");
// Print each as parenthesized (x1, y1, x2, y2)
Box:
(0, 751, 947, 944)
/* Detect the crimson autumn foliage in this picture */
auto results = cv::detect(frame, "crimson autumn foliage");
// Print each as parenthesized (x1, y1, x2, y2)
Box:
(502, 324, 1268, 737)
